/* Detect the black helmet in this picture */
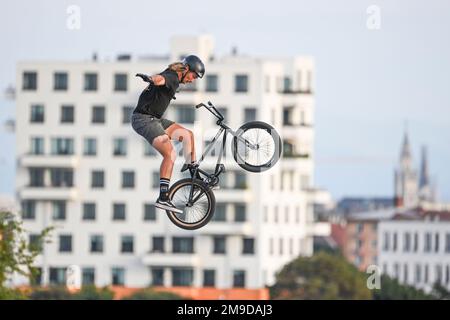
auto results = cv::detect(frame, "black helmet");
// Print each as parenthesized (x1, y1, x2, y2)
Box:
(182, 55, 205, 78)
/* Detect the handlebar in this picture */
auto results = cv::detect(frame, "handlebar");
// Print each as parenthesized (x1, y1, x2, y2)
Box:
(196, 101, 224, 121)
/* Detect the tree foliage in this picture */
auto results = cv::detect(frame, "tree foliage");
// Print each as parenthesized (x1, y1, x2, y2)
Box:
(121, 288, 186, 300)
(270, 251, 372, 300)
(0, 211, 52, 291)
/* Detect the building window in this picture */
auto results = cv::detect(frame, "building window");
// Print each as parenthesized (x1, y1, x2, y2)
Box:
(49, 268, 66, 285)
(122, 171, 135, 188)
(113, 203, 126, 221)
(414, 232, 419, 252)
(383, 232, 390, 251)
(435, 264, 442, 284)
(152, 171, 160, 189)
(90, 235, 104, 253)
(54, 72, 68, 91)
(445, 233, 450, 253)
(29, 234, 42, 251)
(234, 204, 246, 222)
(111, 267, 125, 286)
(113, 138, 127, 156)
(176, 105, 195, 124)
(415, 264, 421, 283)
(30, 105, 44, 123)
(21, 200, 36, 220)
(23, 71, 37, 90)
(172, 237, 194, 253)
(212, 203, 226, 222)
(82, 268, 95, 285)
(151, 267, 164, 286)
(91, 170, 104, 188)
(242, 238, 255, 254)
(114, 73, 128, 91)
(234, 172, 247, 189)
(29, 168, 45, 187)
(213, 236, 226, 254)
(424, 232, 432, 252)
(83, 203, 96, 220)
(235, 75, 248, 93)
(205, 74, 218, 92)
(50, 168, 73, 187)
(51, 138, 74, 155)
(435, 233, 440, 252)
(274, 206, 279, 223)
(279, 238, 284, 255)
(403, 264, 409, 283)
(30, 137, 45, 155)
(446, 265, 450, 285)
(233, 270, 246, 287)
(52, 201, 66, 220)
(83, 138, 97, 156)
(283, 107, 294, 126)
(357, 223, 364, 234)
(244, 108, 257, 122)
(144, 204, 156, 221)
(172, 268, 193, 286)
(392, 232, 397, 252)
(203, 269, 215, 287)
(424, 264, 429, 283)
(84, 73, 98, 91)
(61, 105, 74, 123)
(59, 234, 72, 253)
(403, 232, 411, 252)
(144, 143, 157, 156)
(121, 235, 134, 253)
(122, 106, 133, 124)
(269, 238, 274, 255)
(151, 236, 165, 253)
(92, 106, 105, 123)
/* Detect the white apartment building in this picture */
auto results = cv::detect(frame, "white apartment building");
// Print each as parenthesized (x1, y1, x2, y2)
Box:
(378, 205, 450, 293)
(14, 34, 322, 289)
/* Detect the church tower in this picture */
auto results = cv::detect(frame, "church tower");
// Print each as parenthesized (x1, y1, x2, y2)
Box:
(394, 130, 419, 207)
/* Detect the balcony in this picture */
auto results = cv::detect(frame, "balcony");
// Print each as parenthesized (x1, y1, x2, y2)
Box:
(141, 252, 201, 267)
(199, 221, 255, 236)
(18, 186, 78, 201)
(19, 154, 79, 168)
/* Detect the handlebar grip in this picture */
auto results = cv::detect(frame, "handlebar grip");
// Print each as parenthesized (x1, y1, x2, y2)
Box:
(135, 73, 154, 84)
(195, 104, 203, 109)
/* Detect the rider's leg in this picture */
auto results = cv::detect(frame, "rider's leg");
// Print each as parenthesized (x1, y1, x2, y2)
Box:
(165, 123, 196, 164)
(152, 134, 176, 199)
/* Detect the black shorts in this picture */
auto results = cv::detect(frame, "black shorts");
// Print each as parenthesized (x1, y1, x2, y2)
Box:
(131, 113, 175, 145)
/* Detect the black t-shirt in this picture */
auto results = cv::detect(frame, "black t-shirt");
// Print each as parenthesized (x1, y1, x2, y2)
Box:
(133, 68, 179, 118)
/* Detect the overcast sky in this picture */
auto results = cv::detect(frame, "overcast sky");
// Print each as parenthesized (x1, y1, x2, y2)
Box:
(1, 0, 449, 201)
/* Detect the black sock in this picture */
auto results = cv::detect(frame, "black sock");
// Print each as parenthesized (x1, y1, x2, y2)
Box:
(159, 178, 170, 200)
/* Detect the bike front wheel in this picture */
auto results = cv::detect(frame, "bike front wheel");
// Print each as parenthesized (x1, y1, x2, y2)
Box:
(166, 178, 216, 230)
(232, 121, 282, 172)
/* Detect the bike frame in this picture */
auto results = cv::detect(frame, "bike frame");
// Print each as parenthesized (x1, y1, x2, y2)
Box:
(185, 101, 258, 205)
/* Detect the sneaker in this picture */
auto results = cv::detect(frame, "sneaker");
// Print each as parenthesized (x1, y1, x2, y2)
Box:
(154, 197, 183, 214)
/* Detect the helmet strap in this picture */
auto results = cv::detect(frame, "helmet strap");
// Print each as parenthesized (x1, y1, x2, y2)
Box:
(180, 69, 189, 83)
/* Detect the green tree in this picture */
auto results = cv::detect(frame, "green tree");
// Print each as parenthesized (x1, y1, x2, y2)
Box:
(121, 288, 186, 300)
(372, 275, 433, 300)
(270, 251, 372, 300)
(71, 285, 114, 300)
(0, 211, 52, 299)
(28, 286, 73, 300)
(431, 282, 450, 300)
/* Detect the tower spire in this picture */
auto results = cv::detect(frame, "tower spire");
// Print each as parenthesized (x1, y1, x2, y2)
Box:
(419, 145, 429, 188)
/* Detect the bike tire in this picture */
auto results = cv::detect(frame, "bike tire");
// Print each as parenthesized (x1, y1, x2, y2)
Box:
(232, 121, 282, 172)
(166, 178, 216, 230)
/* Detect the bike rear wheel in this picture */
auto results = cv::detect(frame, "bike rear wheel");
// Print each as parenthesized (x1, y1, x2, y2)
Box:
(166, 178, 215, 230)
(232, 121, 282, 172)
